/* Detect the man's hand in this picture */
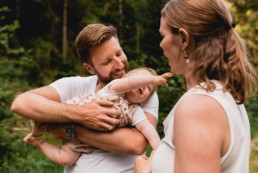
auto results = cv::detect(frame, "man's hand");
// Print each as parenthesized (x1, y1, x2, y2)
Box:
(73, 99, 121, 131)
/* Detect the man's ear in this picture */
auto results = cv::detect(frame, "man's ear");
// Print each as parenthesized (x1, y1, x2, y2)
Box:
(179, 28, 189, 49)
(83, 63, 95, 74)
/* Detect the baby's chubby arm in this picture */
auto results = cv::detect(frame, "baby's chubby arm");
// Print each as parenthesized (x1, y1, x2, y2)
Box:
(110, 72, 173, 93)
(151, 72, 173, 87)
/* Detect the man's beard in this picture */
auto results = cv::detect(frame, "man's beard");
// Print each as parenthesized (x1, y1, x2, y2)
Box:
(93, 61, 129, 85)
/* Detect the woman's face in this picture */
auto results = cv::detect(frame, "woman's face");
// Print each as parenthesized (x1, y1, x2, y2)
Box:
(159, 18, 186, 74)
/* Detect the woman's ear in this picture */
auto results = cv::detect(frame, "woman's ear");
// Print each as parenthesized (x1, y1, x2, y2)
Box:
(179, 28, 189, 49)
(83, 63, 95, 74)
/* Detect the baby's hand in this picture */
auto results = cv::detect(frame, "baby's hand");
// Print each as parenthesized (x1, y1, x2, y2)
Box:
(152, 72, 173, 87)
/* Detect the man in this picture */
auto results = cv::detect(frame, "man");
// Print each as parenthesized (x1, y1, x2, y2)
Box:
(11, 23, 159, 173)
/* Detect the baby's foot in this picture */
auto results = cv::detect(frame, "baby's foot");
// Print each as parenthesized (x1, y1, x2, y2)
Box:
(24, 133, 44, 147)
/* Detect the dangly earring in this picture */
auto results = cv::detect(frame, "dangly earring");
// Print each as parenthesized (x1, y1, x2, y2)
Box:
(184, 50, 189, 64)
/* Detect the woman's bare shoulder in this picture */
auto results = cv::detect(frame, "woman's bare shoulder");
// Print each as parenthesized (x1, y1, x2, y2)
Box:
(173, 94, 228, 169)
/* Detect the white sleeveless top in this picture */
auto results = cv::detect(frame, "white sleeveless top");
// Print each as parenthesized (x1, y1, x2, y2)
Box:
(151, 81, 250, 173)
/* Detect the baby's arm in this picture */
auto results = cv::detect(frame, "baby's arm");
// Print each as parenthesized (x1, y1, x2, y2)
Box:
(135, 119, 161, 149)
(110, 72, 173, 94)
(24, 133, 80, 166)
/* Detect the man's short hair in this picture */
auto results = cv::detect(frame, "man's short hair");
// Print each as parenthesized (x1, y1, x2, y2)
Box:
(75, 23, 118, 63)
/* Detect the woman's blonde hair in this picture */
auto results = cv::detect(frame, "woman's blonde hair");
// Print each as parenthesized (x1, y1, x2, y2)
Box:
(161, 0, 257, 103)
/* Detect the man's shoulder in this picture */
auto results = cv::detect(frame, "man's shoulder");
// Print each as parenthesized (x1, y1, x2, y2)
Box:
(50, 75, 98, 90)
(66, 75, 97, 80)
(50, 75, 98, 101)
(56, 75, 98, 83)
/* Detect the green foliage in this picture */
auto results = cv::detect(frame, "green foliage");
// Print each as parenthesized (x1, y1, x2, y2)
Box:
(0, 117, 63, 173)
(0, 6, 63, 173)
(250, 137, 258, 173)
(228, 1, 258, 65)
(0, 7, 29, 120)
(247, 94, 258, 138)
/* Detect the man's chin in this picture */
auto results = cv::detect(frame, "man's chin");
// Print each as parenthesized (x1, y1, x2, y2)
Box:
(112, 72, 125, 79)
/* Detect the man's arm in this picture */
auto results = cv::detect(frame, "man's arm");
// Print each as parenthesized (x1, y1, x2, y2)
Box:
(49, 112, 158, 155)
(76, 112, 158, 154)
(11, 86, 70, 122)
(11, 86, 120, 131)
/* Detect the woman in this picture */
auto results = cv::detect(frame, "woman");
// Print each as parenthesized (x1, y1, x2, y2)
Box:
(134, 0, 257, 173)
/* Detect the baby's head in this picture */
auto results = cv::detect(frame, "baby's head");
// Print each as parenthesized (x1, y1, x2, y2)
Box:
(125, 67, 157, 104)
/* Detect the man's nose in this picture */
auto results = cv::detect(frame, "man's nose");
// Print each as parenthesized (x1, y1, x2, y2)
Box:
(114, 57, 124, 69)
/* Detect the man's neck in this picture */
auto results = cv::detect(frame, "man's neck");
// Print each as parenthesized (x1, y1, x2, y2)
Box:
(96, 80, 107, 92)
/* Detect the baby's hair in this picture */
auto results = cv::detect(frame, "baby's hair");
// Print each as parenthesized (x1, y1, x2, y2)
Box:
(127, 67, 158, 94)
(127, 67, 157, 75)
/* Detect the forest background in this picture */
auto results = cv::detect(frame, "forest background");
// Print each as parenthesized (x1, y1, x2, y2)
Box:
(0, 0, 257, 173)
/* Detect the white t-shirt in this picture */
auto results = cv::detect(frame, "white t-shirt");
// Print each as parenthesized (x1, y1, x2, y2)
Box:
(50, 75, 159, 173)
(151, 81, 250, 173)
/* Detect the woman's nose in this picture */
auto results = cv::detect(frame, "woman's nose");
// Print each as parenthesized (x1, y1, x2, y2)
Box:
(159, 42, 163, 49)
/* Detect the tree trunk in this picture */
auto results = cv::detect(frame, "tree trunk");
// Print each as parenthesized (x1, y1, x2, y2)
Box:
(62, 0, 68, 59)
(136, 24, 141, 54)
(15, 0, 20, 19)
(119, 0, 123, 29)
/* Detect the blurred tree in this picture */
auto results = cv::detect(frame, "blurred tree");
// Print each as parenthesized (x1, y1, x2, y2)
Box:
(62, 0, 68, 58)
(227, 0, 258, 136)
(0, 6, 63, 172)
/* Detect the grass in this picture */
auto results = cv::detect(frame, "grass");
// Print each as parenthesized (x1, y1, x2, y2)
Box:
(250, 131, 258, 173)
